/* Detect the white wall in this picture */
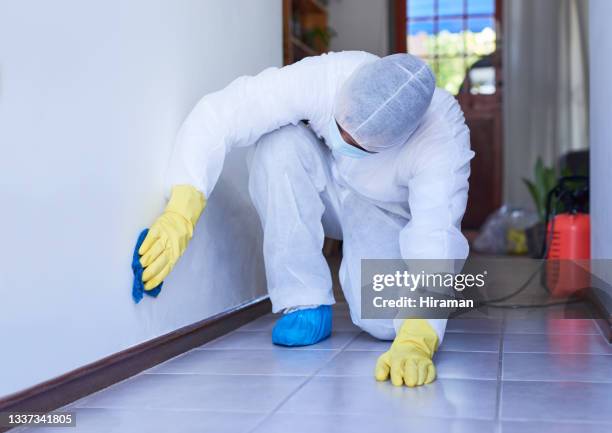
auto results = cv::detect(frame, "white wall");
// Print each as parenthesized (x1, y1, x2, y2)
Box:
(503, 0, 589, 209)
(0, 0, 280, 397)
(589, 0, 612, 301)
(589, 0, 612, 260)
(328, 0, 389, 56)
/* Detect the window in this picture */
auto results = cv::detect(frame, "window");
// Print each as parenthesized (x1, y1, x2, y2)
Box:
(406, 0, 497, 94)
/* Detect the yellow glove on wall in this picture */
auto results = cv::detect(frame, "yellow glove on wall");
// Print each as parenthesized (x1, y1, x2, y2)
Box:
(139, 185, 206, 290)
(375, 319, 439, 387)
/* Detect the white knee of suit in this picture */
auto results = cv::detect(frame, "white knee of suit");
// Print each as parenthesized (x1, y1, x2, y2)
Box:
(352, 317, 396, 340)
(249, 124, 329, 190)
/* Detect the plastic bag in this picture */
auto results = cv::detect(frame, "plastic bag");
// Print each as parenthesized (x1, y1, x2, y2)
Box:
(473, 206, 538, 254)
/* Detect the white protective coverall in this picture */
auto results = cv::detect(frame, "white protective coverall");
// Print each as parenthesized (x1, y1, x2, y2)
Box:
(166, 51, 474, 341)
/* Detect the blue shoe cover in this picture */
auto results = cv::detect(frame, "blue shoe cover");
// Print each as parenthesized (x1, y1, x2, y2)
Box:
(272, 305, 332, 347)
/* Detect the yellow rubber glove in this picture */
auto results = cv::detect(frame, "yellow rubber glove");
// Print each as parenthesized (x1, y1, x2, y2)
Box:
(139, 185, 206, 290)
(375, 319, 439, 387)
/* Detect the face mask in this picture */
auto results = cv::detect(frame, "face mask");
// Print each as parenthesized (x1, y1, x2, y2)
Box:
(328, 119, 371, 159)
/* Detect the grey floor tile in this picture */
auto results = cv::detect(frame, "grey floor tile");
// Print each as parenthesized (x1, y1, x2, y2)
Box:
(452, 308, 506, 319)
(317, 350, 382, 376)
(440, 333, 501, 352)
(503, 303, 593, 320)
(446, 318, 503, 334)
(76, 374, 306, 412)
(277, 376, 498, 420)
(503, 352, 612, 382)
(148, 349, 337, 376)
(503, 333, 612, 355)
(502, 420, 612, 433)
(344, 332, 501, 353)
(18, 408, 265, 433)
(505, 319, 599, 335)
(253, 412, 497, 433)
(332, 315, 361, 331)
(238, 314, 278, 331)
(317, 350, 499, 381)
(434, 351, 500, 380)
(501, 381, 612, 422)
(29, 300, 612, 433)
(344, 332, 391, 351)
(198, 330, 357, 351)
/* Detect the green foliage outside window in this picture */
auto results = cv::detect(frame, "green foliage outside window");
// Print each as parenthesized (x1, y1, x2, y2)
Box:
(408, 27, 496, 94)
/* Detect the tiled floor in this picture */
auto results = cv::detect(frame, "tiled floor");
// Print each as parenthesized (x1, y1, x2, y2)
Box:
(20, 303, 612, 433)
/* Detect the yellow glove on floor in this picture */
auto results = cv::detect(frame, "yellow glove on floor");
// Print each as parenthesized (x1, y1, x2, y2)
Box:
(375, 319, 439, 387)
(139, 185, 206, 290)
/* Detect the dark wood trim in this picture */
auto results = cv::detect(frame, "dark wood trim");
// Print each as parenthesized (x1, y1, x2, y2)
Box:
(0, 296, 272, 431)
(495, 0, 503, 31)
(393, 0, 407, 53)
(587, 289, 612, 342)
(594, 318, 612, 343)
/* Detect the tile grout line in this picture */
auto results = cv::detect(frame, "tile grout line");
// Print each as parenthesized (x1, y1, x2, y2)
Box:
(494, 315, 506, 426)
(245, 331, 363, 433)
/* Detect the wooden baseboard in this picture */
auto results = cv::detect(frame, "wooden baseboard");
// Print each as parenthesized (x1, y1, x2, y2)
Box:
(587, 288, 612, 342)
(0, 296, 271, 431)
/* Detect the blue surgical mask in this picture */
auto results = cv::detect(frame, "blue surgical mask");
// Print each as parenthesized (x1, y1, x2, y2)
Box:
(328, 119, 371, 159)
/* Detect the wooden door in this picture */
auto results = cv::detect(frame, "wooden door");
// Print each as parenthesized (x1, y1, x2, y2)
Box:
(458, 90, 503, 229)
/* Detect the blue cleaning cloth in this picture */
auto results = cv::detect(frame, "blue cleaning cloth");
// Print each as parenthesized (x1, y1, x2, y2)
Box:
(131, 229, 162, 303)
(272, 305, 332, 347)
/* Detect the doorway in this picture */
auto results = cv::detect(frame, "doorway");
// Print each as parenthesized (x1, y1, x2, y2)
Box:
(394, 0, 503, 230)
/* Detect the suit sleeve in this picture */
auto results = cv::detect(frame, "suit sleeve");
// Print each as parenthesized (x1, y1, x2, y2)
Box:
(164, 51, 375, 197)
(395, 92, 474, 342)
(398, 93, 473, 261)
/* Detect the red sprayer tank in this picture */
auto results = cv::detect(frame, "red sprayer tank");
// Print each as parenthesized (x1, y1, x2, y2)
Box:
(547, 213, 591, 260)
(545, 212, 590, 298)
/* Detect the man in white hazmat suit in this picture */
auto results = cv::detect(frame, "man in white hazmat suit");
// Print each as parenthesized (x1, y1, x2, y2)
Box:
(137, 51, 474, 387)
